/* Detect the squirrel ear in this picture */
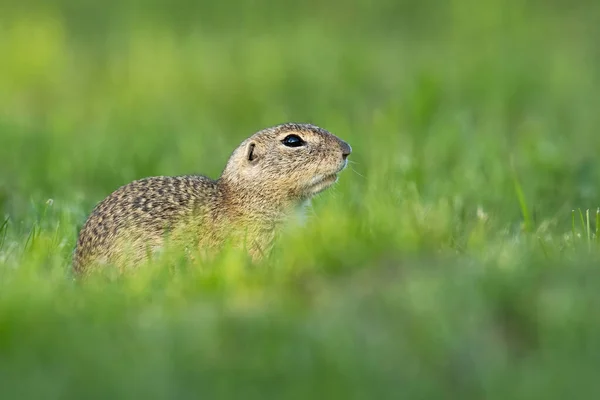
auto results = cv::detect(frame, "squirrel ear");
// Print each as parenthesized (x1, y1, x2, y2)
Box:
(246, 142, 259, 163)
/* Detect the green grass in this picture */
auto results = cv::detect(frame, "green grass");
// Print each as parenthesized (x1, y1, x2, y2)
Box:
(1, 0, 600, 398)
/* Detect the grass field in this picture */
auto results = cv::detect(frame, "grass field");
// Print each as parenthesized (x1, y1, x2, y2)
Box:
(1, 0, 600, 398)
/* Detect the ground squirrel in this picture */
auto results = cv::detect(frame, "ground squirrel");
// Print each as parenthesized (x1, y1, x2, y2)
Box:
(73, 123, 352, 274)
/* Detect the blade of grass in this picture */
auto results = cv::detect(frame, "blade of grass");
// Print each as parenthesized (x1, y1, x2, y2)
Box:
(587, 209, 591, 252)
(578, 209, 585, 234)
(511, 166, 532, 233)
(596, 208, 600, 242)
(0, 216, 9, 251)
(22, 223, 39, 255)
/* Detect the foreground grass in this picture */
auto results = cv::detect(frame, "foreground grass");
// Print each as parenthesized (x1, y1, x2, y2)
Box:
(3, 204, 600, 399)
(2, 0, 600, 398)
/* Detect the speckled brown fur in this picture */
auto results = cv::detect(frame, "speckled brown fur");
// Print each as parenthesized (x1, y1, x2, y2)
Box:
(73, 123, 352, 274)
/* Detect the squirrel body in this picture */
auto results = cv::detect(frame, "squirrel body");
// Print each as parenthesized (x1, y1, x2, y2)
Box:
(73, 123, 352, 274)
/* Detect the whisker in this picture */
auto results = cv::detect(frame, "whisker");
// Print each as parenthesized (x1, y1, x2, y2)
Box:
(350, 165, 366, 179)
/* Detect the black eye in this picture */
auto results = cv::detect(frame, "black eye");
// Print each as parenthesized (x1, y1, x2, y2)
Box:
(281, 134, 305, 147)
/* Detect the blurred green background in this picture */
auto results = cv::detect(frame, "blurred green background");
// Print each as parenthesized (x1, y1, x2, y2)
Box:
(1, 0, 600, 398)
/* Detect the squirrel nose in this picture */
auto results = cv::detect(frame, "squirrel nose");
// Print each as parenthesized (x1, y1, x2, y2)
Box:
(340, 141, 352, 160)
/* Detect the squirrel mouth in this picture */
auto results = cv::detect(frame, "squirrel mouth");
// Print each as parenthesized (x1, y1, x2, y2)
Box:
(305, 161, 347, 196)
(306, 173, 339, 195)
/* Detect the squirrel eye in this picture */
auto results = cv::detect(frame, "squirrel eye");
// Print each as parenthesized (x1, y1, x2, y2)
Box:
(281, 134, 305, 147)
